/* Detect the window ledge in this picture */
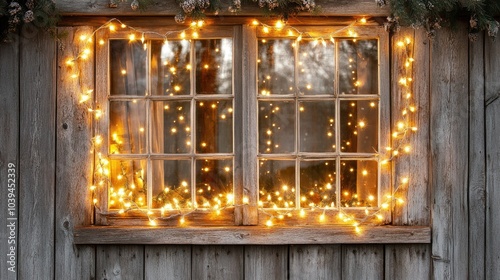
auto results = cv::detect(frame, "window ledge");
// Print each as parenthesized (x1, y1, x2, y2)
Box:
(73, 225, 430, 245)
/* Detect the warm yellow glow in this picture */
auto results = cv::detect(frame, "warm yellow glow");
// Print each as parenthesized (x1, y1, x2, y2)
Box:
(180, 31, 186, 39)
(360, 17, 367, 24)
(129, 34, 136, 41)
(252, 19, 259, 26)
(397, 41, 405, 47)
(192, 31, 199, 39)
(275, 20, 284, 29)
(179, 217, 185, 225)
(243, 196, 249, 204)
(263, 26, 270, 33)
(149, 219, 157, 226)
(109, 24, 116, 31)
(266, 219, 273, 227)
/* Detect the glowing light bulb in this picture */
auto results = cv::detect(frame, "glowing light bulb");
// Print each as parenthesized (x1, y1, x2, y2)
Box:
(360, 17, 367, 24)
(275, 20, 284, 29)
(252, 20, 259, 26)
(266, 219, 273, 227)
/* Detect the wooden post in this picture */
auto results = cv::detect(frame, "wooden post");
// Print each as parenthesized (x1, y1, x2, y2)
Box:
(0, 37, 20, 280)
(18, 31, 57, 279)
(55, 26, 96, 280)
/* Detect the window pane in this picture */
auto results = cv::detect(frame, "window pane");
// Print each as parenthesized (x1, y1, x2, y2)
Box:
(152, 160, 191, 209)
(196, 159, 233, 208)
(110, 40, 147, 96)
(300, 160, 336, 208)
(151, 40, 191, 96)
(340, 100, 378, 153)
(196, 100, 233, 153)
(259, 160, 295, 208)
(340, 160, 378, 207)
(109, 159, 147, 209)
(196, 39, 233, 95)
(258, 39, 295, 95)
(151, 101, 191, 154)
(259, 101, 295, 154)
(109, 100, 147, 154)
(338, 39, 378, 95)
(298, 40, 335, 95)
(299, 101, 336, 152)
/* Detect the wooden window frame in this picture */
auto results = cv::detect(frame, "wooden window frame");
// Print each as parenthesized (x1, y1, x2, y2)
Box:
(75, 23, 431, 244)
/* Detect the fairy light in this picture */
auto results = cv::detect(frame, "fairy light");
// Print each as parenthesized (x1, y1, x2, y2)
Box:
(72, 18, 417, 229)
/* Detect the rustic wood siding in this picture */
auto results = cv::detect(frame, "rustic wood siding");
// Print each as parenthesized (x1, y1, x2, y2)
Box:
(1, 21, 499, 279)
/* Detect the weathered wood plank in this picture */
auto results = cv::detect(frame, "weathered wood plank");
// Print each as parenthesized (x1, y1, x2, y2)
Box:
(96, 245, 144, 280)
(245, 246, 288, 280)
(0, 37, 19, 280)
(55, 26, 96, 280)
(289, 245, 341, 280)
(385, 244, 431, 279)
(342, 245, 384, 280)
(74, 225, 431, 244)
(192, 246, 244, 280)
(430, 23, 469, 280)
(485, 36, 500, 280)
(57, 0, 390, 16)
(18, 31, 57, 280)
(391, 28, 431, 226)
(145, 245, 191, 280)
(468, 32, 486, 280)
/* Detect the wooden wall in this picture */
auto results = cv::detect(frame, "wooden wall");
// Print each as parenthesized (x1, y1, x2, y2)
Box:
(0, 22, 499, 279)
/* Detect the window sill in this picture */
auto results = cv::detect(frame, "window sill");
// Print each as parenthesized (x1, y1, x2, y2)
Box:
(73, 225, 430, 245)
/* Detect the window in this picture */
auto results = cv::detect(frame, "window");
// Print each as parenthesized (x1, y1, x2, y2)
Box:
(95, 25, 390, 226)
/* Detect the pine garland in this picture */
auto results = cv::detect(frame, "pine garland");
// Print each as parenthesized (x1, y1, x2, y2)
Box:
(383, 0, 500, 39)
(1, 0, 498, 43)
(0, 0, 57, 42)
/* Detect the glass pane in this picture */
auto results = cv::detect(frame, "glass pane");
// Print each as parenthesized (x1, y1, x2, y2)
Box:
(196, 100, 233, 153)
(338, 39, 378, 95)
(196, 159, 233, 208)
(109, 159, 147, 209)
(298, 40, 335, 95)
(258, 39, 295, 95)
(299, 101, 336, 152)
(151, 101, 191, 154)
(300, 160, 336, 208)
(152, 160, 191, 209)
(259, 160, 295, 208)
(151, 40, 191, 96)
(109, 100, 147, 154)
(340, 100, 378, 153)
(340, 160, 378, 207)
(259, 101, 295, 154)
(195, 39, 233, 95)
(110, 40, 147, 96)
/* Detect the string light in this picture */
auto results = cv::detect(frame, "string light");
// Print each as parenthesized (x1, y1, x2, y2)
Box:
(71, 18, 416, 230)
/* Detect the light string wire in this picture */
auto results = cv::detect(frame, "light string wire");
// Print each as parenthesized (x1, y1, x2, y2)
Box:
(69, 17, 417, 230)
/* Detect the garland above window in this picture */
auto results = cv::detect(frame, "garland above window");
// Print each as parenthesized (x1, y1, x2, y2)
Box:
(0, 0, 499, 42)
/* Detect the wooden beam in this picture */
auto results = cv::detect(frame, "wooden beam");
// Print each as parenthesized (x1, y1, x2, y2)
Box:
(74, 225, 431, 244)
(57, 0, 389, 17)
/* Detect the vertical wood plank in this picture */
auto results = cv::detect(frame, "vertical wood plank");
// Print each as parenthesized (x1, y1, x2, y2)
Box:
(192, 246, 243, 280)
(0, 38, 19, 280)
(385, 245, 430, 279)
(245, 245, 287, 280)
(342, 245, 384, 280)
(468, 32, 486, 280)
(485, 36, 500, 280)
(96, 245, 144, 280)
(55, 26, 96, 280)
(430, 23, 469, 280)
(289, 245, 341, 280)
(387, 28, 431, 280)
(145, 245, 191, 280)
(18, 31, 56, 280)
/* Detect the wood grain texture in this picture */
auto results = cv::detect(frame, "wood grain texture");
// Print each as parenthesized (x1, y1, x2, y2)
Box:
(145, 245, 191, 280)
(96, 245, 144, 280)
(385, 244, 431, 279)
(468, 32, 486, 280)
(430, 23, 469, 280)
(391, 28, 431, 226)
(245, 246, 288, 280)
(485, 36, 500, 280)
(289, 245, 341, 280)
(192, 246, 244, 280)
(74, 225, 431, 244)
(57, 0, 389, 16)
(342, 245, 384, 280)
(0, 37, 19, 280)
(18, 31, 56, 280)
(55, 26, 96, 280)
